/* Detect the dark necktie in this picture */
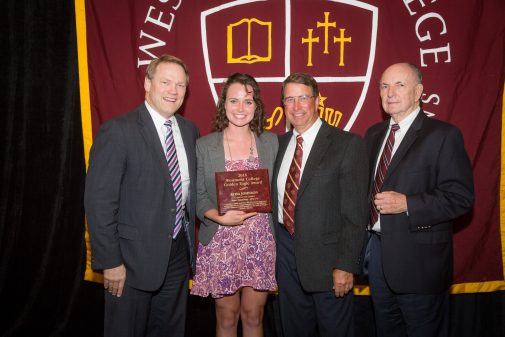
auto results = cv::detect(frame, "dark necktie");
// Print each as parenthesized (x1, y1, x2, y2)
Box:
(164, 120, 183, 238)
(369, 124, 400, 229)
(283, 135, 303, 235)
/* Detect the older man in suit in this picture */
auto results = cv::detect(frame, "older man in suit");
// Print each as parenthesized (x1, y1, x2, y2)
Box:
(365, 63, 474, 337)
(272, 72, 368, 337)
(84, 55, 198, 337)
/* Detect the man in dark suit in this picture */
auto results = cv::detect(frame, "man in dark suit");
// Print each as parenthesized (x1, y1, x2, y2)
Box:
(365, 63, 474, 337)
(272, 73, 368, 336)
(84, 55, 198, 337)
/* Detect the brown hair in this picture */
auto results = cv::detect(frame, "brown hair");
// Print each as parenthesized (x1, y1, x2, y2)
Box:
(145, 54, 189, 85)
(281, 72, 319, 100)
(212, 73, 266, 135)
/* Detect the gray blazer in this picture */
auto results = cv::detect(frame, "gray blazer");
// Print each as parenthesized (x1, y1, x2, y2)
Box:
(84, 104, 199, 290)
(196, 131, 279, 245)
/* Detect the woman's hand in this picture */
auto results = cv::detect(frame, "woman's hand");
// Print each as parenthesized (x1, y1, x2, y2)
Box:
(205, 209, 257, 226)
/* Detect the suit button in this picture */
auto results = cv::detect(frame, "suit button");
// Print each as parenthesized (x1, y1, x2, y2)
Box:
(170, 208, 175, 213)
(168, 234, 173, 240)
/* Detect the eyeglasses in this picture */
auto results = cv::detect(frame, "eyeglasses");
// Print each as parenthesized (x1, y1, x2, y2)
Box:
(283, 95, 315, 105)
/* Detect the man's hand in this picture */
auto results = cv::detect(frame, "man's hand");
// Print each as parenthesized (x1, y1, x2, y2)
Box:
(374, 191, 407, 214)
(103, 264, 126, 297)
(332, 269, 354, 297)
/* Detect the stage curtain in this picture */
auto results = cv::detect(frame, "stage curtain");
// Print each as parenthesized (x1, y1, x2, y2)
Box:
(0, 0, 86, 335)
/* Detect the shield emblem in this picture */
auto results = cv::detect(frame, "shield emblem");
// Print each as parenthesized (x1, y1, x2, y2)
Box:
(201, 0, 378, 133)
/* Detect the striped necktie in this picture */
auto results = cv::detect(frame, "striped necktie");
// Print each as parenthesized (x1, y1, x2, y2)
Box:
(369, 124, 400, 229)
(164, 120, 183, 238)
(282, 135, 303, 235)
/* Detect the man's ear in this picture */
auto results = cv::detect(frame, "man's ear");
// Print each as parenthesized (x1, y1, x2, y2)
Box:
(415, 83, 424, 102)
(144, 77, 151, 93)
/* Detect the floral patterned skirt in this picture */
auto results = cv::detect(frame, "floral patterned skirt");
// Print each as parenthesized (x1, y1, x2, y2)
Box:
(191, 158, 277, 298)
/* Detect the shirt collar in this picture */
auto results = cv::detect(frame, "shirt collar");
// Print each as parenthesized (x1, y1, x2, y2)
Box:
(390, 107, 420, 130)
(293, 117, 322, 141)
(145, 100, 177, 127)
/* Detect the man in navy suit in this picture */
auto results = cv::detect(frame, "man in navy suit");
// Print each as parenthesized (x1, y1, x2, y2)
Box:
(365, 63, 474, 337)
(85, 55, 198, 337)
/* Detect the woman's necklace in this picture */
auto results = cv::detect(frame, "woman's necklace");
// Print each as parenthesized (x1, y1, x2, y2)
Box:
(248, 131, 255, 160)
(225, 129, 255, 161)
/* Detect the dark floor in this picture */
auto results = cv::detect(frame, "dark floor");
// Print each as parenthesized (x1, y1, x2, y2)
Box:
(63, 280, 505, 337)
(64, 280, 376, 337)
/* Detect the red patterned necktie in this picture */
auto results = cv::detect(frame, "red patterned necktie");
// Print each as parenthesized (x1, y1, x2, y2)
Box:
(283, 135, 303, 235)
(164, 120, 183, 238)
(369, 124, 400, 229)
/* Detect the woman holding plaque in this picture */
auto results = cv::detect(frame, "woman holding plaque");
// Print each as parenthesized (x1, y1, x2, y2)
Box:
(191, 73, 278, 337)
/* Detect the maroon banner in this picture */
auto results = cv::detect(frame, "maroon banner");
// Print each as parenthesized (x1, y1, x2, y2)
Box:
(80, 0, 505, 291)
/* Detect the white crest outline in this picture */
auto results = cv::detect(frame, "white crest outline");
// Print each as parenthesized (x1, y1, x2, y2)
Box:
(201, 0, 378, 131)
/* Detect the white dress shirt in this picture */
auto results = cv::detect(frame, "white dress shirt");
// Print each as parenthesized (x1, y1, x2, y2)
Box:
(277, 118, 323, 224)
(145, 101, 190, 207)
(372, 108, 420, 232)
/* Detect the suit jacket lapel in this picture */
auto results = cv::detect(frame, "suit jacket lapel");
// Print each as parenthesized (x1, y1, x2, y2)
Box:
(274, 132, 292, 177)
(208, 132, 226, 173)
(371, 122, 389, 170)
(369, 122, 389, 187)
(298, 122, 332, 198)
(137, 105, 172, 185)
(272, 132, 291, 219)
(175, 115, 196, 180)
(255, 133, 267, 168)
(255, 133, 275, 181)
(385, 111, 425, 180)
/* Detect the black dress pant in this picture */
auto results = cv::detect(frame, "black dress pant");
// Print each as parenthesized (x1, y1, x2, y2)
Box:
(368, 232, 449, 337)
(277, 225, 354, 337)
(104, 235, 189, 337)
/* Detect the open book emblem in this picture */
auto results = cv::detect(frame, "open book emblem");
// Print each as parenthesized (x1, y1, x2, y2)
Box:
(227, 18, 272, 64)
